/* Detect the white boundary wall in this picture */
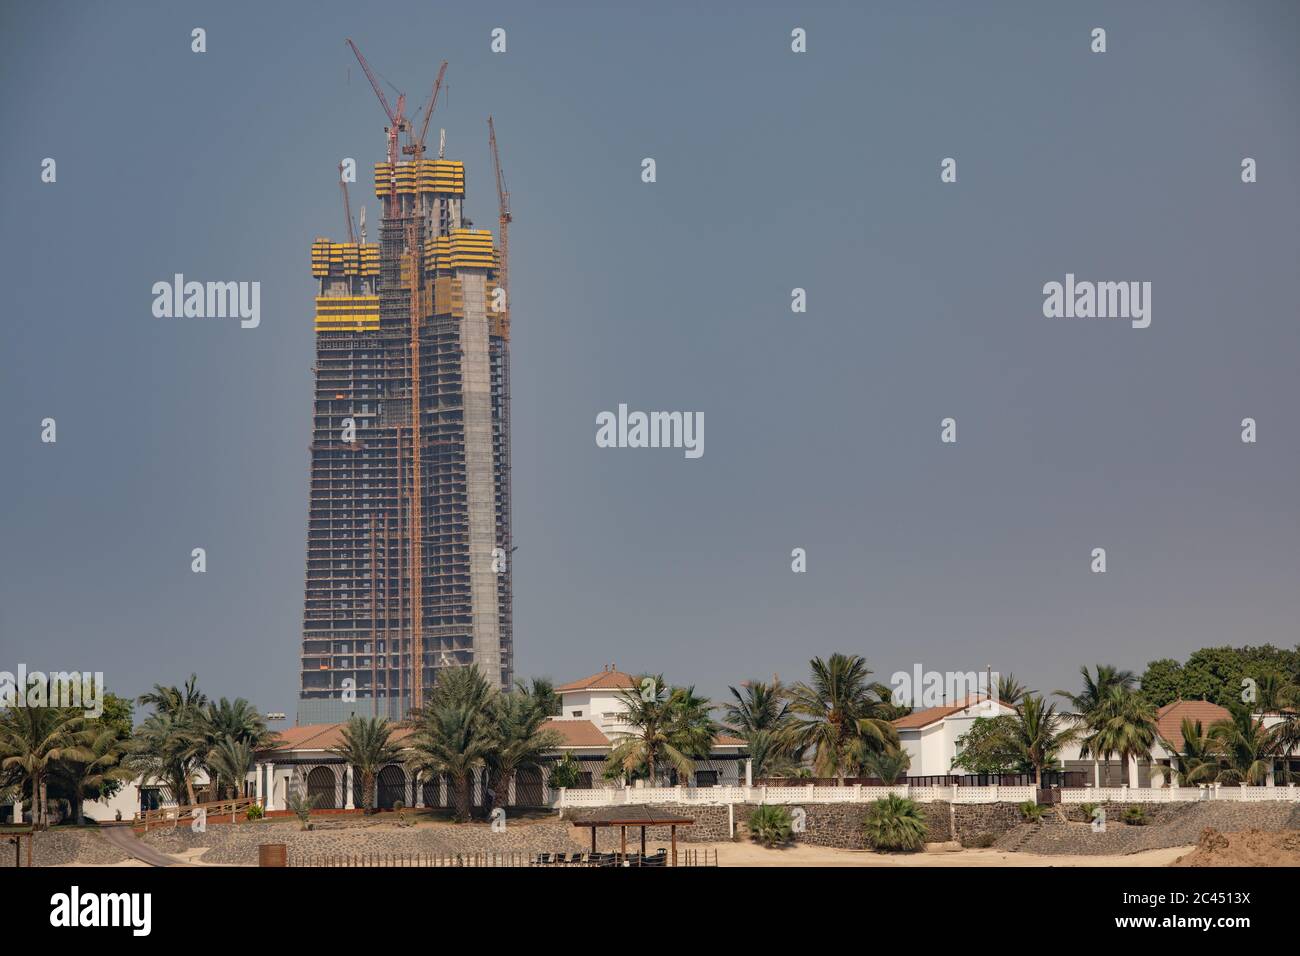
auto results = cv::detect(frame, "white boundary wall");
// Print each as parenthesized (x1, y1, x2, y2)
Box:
(557, 783, 1300, 808)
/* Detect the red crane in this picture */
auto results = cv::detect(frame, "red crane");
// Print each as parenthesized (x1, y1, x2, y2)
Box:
(488, 115, 511, 333)
(405, 61, 448, 159)
(346, 38, 407, 213)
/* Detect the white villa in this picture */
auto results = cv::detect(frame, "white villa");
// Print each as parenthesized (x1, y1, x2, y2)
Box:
(892, 695, 1300, 788)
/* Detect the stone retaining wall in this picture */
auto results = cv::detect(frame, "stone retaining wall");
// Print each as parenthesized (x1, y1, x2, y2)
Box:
(606, 801, 1030, 849)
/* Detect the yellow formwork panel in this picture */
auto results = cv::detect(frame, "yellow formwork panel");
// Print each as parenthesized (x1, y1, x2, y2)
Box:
(314, 294, 380, 332)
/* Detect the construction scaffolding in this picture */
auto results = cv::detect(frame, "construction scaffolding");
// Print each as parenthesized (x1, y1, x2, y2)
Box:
(298, 61, 513, 723)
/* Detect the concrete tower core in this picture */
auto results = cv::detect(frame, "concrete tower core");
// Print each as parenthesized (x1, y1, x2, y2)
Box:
(298, 156, 513, 724)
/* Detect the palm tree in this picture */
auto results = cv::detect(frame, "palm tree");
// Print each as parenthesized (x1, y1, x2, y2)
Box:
(862, 748, 912, 784)
(206, 735, 255, 799)
(328, 715, 403, 812)
(404, 666, 496, 821)
(605, 676, 718, 785)
(139, 674, 208, 720)
(485, 689, 562, 802)
(725, 680, 798, 777)
(724, 680, 791, 735)
(788, 654, 898, 782)
(1056, 664, 1137, 715)
(50, 721, 133, 824)
(517, 678, 561, 717)
(997, 673, 1032, 708)
(0, 707, 86, 827)
(1057, 664, 1137, 784)
(1005, 695, 1077, 786)
(128, 710, 205, 805)
(132, 675, 209, 804)
(863, 793, 928, 851)
(1160, 717, 1219, 787)
(1084, 686, 1157, 786)
(1209, 707, 1280, 786)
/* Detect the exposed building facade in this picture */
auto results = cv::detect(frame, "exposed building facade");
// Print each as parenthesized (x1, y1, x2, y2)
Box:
(297, 151, 513, 724)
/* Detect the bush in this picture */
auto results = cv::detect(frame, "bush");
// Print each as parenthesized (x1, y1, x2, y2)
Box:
(863, 794, 928, 852)
(1019, 801, 1046, 823)
(1123, 806, 1148, 826)
(549, 754, 582, 790)
(747, 804, 793, 847)
(245, 804, 265, 821)
(963, 831, 997, 848)
(1077, 802, 1099, 822)
(287, 790, 320, 830)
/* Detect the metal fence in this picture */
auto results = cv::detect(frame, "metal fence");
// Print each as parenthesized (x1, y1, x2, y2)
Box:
(291, 849, 716, 867)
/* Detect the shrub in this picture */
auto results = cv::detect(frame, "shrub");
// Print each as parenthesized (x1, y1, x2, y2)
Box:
(549, 754, 582, 790)
(1123, 806, 1148, 826)
(287, 790, 320, 830)
(863, 794, 928, 852)
(1077, 802, 1099, 822)
(245, 804, 265, 821)
(1019, 801, 1046, 823)
(747, 804, 793, 847)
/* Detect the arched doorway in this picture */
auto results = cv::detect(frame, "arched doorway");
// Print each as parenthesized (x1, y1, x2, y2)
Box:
(422, 774, 447, 808)
(306, 766, 337, 810)
(377, 765, 406, 809)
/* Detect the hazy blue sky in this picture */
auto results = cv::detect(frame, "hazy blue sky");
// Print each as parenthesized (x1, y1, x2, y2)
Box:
(2, 1, 1298, 721)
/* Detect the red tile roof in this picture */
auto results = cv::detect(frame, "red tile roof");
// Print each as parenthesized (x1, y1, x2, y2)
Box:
(556, 668, 637, 692)
(892, 696, 1007, 730)
(1155, 700, 1232, 751)
(263, 722, 413, 753)
(541, 718, 610, 748)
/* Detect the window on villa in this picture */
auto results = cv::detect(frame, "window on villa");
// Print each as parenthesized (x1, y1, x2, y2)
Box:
(571, 710, 582, 717)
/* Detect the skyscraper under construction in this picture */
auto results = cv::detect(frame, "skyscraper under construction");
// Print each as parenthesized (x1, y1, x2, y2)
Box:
(298, 51, 513, 723)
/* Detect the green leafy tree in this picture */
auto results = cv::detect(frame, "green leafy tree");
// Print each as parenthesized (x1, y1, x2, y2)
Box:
(1137, 658, 1184, 708)
(329, 715, 403, 813)
(951, 715, 1024, 774)
(548, 753, 582, 789)
(788, 654, 899, 782)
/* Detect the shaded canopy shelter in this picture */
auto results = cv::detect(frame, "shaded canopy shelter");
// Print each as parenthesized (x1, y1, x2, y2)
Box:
(569, 805, 695, 865)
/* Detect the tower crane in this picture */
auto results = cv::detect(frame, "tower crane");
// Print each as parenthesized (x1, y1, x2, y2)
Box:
(338, 162, 356, 243)
(488, 116, 511, 334)
(346, 38, 407, 214)
(404, 61, 448, 159)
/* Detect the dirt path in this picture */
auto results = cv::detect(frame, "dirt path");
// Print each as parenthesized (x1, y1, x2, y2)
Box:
(98, 826, 186, 867)
(702, 841, 1193, 867)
